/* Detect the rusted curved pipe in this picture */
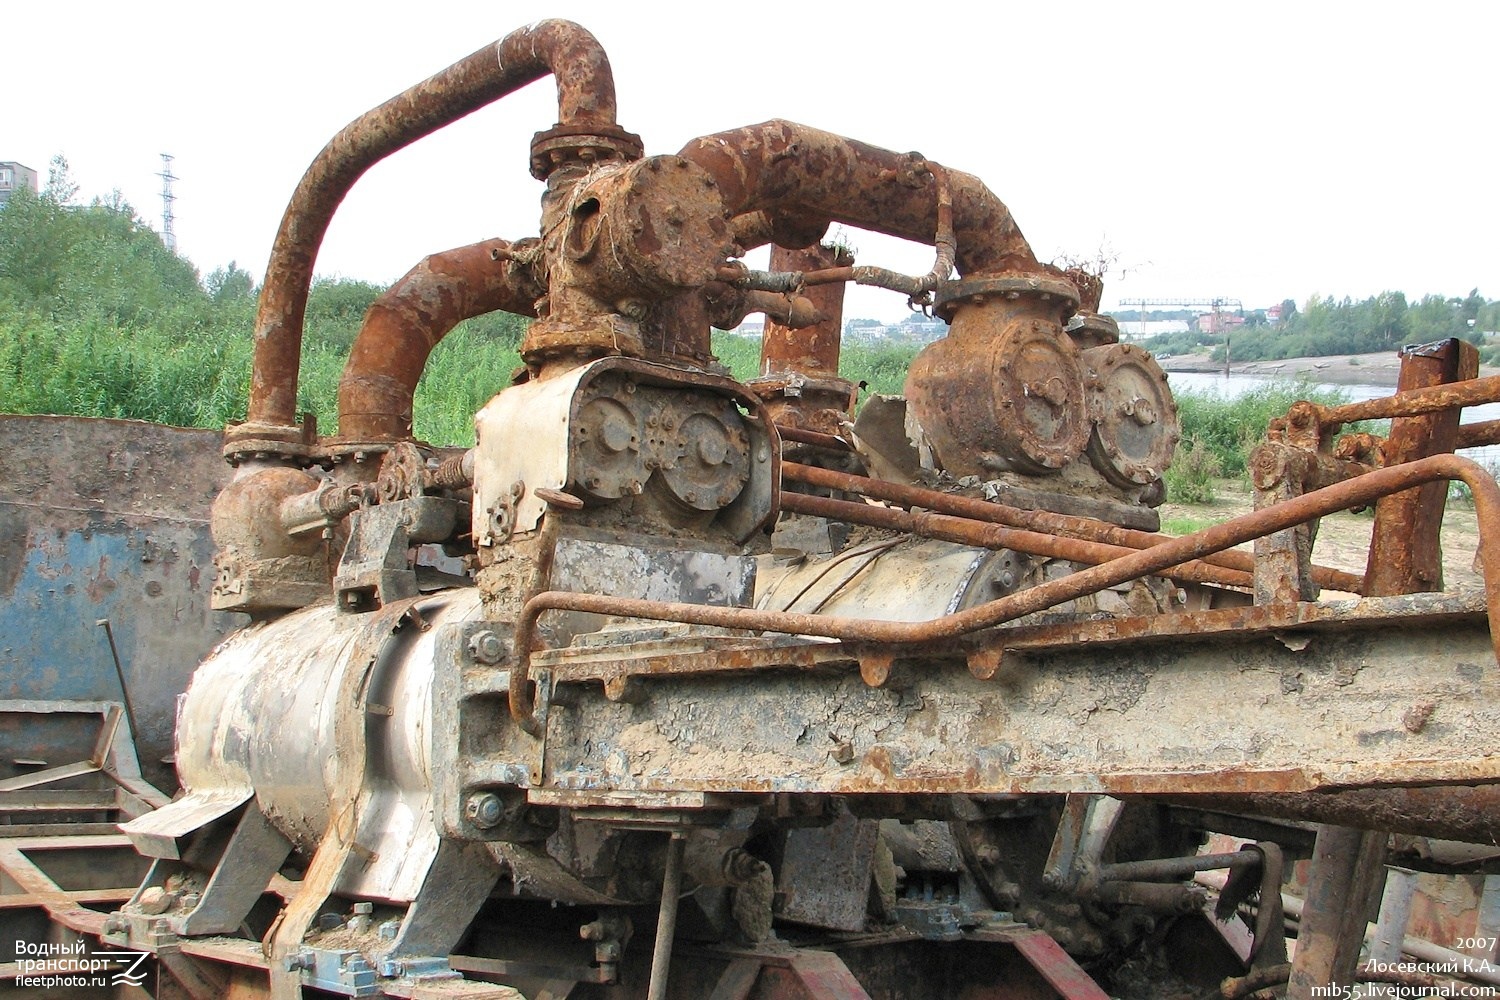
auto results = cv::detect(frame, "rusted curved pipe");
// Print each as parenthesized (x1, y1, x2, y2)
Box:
(782, 461, 1367, 595)
(780, 491, 1255, 589)
(249, 20, 621, 431)
(680, 120, 1034, 274)
(337, 239, 542, 440)
(509, 454, 1500, 733)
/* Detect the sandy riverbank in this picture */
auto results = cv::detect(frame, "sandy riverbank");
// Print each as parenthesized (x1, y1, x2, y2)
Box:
(1155, 349, 1500, 387)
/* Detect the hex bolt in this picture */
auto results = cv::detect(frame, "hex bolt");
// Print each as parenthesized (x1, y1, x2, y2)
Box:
(468, 630, 506, 665)
(465, 791, 504, 829)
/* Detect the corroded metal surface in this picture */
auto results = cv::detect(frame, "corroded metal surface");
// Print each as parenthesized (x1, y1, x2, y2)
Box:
(511, 453, 1500, 722)
(907, 276, 1089, 478)
(1365, 339, 1478, 595)
(679, 120, 1034, 275)
(534, 599, 1500, 796)
(25, 18, 1500, 1000)
(1081, 342, 1180, 488)
(0, 416, 240, 790)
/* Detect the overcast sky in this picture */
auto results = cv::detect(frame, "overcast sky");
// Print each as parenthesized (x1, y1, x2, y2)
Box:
(6, 1, 1496, 321)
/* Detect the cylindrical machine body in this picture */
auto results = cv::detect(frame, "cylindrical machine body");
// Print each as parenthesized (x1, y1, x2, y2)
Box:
(177, 589, 482, 898)
(906, 273, 1088, 478)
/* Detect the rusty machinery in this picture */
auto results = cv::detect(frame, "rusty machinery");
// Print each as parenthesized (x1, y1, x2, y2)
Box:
(9, 20, 1500, 1000)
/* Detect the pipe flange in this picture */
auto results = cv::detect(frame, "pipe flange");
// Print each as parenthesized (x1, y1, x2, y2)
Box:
(222, 422, 312, 464)
(933, 273, 1080, 323)
(320, 441, 396, 467)
(1082, 343, 1180, 488)
(530, 122, 644, 180)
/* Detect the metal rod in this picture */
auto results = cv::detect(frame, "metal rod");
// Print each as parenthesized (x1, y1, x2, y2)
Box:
(775, 425, 853, 451)
(780, 491, 1254, 588)
(95, 619, 141, 753)
(1458, 419, 1500, 450)
(1318, 373, 1500, 429)
(1096, 850, 1263, 883)
(509, 453, 1500, 733)
(782, 461, 1365, 594)
(647, 834, 685, 1000)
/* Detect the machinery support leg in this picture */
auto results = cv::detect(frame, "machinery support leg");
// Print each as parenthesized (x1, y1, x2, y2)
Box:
(647, 833, 685, 1000)
(1370, 867, 1418, 964)
(1286, 826, 1386, 999)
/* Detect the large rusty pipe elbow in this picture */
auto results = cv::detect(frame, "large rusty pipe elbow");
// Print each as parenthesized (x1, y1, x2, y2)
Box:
(679, 120, 1034, 274)
(337, 239, 542, 441)
(247, 20, 623, 436)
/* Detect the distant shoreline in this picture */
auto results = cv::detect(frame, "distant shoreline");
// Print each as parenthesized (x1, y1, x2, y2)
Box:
(1154, 349, 1499, 388)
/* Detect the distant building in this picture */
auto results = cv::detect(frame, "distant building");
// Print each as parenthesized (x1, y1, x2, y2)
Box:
(1196, 311, 1246, 335)
(0, 161, 38, 207)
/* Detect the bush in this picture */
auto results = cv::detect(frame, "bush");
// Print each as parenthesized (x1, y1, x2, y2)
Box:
(1164, 436, 1222, 503)
(1173, 381, 1350, 478)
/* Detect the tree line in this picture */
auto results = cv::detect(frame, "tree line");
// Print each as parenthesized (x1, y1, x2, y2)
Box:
(1134, 290, 1499, 364)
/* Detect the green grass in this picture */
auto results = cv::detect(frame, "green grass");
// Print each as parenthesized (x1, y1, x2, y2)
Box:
(1160, 515, 1217, 535)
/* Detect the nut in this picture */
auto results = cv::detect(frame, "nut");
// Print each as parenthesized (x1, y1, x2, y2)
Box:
(467, 630, 507, 665)
(465, 791, 504, 829)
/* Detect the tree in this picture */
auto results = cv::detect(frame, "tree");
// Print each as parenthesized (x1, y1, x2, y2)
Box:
(206, 262, 255, 303)
(1277, 298, 1298, 328)
(44, 154, 78, 205)
(1369, 290, 1409, 349)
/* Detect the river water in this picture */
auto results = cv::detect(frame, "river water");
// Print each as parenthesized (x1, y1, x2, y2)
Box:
(1164, 371, 1500, 468)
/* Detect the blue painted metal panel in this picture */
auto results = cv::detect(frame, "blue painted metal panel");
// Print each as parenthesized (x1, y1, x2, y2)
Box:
(0, 416, 243, 790)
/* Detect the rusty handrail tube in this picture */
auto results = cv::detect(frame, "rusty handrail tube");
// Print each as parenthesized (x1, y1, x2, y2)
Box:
(337, 238, 542, 440)
(780, 491, 1254, 589)
(782, 461, 1365, 594)
(1317, 374, 1500, 430)
(680, 121, 1034, 275)
(249, 20, 622, 431)
(776, 426, 853, 451)
(1457, 419, 1500, 450)
(508, 454, 1500, 734)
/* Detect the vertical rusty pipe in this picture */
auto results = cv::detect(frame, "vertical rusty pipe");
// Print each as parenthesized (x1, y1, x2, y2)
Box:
(336, 239, 541, 441)
(646, 834, 685, 1000)
(679, 120, 1035, 275)
(247, 20, 622, 435)
(760, 244, 850, 379)
(1364, 339, 1479, 594)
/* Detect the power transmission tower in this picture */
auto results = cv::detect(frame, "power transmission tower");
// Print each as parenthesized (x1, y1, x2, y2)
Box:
(158, 153, 178, 253)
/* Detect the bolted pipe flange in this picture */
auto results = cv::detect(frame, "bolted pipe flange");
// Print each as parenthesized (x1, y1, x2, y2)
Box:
(529, 122, 644, 180)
